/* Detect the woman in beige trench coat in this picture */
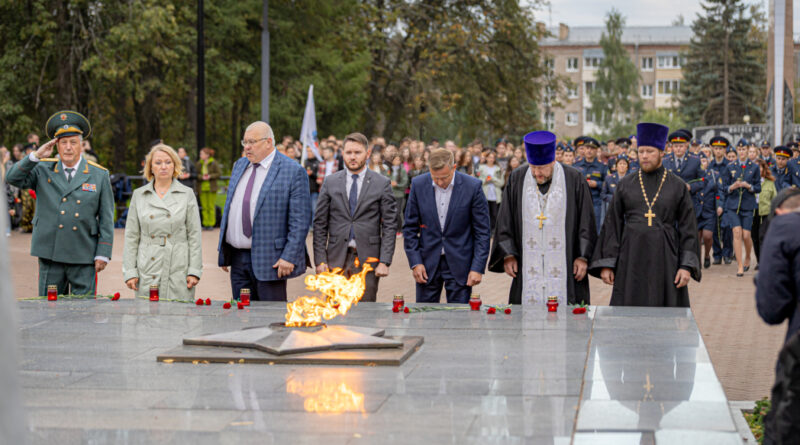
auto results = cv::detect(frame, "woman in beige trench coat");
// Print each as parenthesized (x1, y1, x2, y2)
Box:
(123, 144, 202, 299)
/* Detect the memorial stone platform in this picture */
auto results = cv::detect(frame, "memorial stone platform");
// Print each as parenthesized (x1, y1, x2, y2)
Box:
(18, 300, 742, 444)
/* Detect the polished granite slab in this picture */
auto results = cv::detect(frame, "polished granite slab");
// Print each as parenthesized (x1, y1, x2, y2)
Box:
(17, 300, 741, 444)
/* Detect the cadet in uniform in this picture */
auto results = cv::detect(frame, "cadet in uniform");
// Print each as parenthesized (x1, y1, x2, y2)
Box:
(721, 137, 760, 277)
(697, 153, 722, 269)
(5, 111, 114, 296)
(709, 137, 732, 264)
(760, 140, 776, 169)
(771, 146, 800, 191)
(560, 144, 575, 166)
(663, 130, 704, 223)
(573, 136, 606, 231)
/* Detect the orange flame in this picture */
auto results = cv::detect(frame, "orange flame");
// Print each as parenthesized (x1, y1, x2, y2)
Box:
(286, 379, 366, 414)
(285, 260, 376, 327)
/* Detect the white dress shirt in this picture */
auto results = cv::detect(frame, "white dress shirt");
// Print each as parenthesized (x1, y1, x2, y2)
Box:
(433, 173, 455, 254)
(346, 168, 367, 248)
(226, 150, 277, 249)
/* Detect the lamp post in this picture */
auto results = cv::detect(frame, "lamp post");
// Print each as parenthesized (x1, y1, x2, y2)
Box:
(261, 0, 270, 122)
(197, 0, 205, 157)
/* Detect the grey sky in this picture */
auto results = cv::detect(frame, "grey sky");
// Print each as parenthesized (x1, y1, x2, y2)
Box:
(534, 0, 798, 34)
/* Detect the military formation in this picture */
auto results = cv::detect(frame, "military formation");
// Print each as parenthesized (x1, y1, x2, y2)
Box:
(555, 131, 800, 278)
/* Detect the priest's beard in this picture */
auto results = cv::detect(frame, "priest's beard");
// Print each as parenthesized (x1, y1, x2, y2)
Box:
(639, 154, 664, 173)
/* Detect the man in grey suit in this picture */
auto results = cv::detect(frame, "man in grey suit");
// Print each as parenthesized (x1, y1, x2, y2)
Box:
(313, 132, 398, 301)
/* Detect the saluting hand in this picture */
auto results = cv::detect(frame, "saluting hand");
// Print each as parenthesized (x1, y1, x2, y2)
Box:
(34, 139, 57, 159)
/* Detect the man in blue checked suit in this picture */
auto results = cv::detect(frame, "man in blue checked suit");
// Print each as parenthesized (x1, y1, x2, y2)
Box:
(403, 148, 491, 303)
(218, 121, 311, 301)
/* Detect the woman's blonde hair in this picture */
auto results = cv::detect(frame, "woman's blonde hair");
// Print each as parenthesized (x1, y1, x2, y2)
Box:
(143, 143, 183, 181)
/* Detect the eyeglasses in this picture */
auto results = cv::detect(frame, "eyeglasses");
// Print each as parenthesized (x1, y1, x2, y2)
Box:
(241, 138, 268, 147)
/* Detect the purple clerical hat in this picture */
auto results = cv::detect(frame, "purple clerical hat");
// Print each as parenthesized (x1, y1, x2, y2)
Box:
(523, 131, 556, 166)
(636, 122, 669, 151)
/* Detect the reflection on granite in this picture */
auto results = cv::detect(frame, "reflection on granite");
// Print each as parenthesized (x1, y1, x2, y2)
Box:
(18, 301, 740, 444)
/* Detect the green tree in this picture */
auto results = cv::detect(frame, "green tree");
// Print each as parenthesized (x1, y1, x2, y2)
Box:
(641, 108, 689, 132)
(680, 0, 766, 126)
(589, 9, 642, 138)
(361, 0, 557, 142)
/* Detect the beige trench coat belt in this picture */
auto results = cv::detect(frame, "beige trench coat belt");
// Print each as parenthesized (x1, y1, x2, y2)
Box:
(142, 234, 188, 246)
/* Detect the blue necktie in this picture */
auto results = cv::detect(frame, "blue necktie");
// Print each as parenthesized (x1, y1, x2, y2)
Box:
(349, 174, 358, 240)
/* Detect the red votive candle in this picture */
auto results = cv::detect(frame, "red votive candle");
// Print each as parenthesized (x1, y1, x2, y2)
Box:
(547, 296, 558, 312)
(240, 288, 251, 306)
(47, 285, 58, 301)
(149, 285, 159, 302)
(469, 294, 482, 311)
(392, 294, 404, 311)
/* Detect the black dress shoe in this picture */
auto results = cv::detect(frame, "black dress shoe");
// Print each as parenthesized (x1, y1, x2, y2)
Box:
(723, 257, 733, 265)
(743, 265, 750, 272)
(736, 273, 744, 277)
(712, 258, 722, 265)
(704, 258, 711, 269)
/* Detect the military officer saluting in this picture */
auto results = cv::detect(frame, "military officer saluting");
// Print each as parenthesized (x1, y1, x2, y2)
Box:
(6, 111, 114, 296)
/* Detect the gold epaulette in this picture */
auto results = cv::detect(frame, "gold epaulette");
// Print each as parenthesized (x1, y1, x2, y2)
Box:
(39, 158, 58, 162)
(87, 160, 108, 171)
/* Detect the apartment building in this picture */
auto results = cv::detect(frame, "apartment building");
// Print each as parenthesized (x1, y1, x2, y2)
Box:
(540, 24, 692, 139)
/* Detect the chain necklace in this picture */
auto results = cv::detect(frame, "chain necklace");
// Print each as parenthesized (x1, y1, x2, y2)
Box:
(638, 167, 668, 227)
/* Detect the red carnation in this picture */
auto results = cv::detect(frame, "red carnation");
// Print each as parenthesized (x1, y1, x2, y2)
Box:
(205, 298, 211, 306)
(701, 177, 705, 182)
(572, 307, 587, 314)
(716, 196, 720, 200)
(487, 307, 496, 314)
(392, 306, 400, 313)
(195, 298, 203, 306)
(237, 302, 244, 310)
(403, 307, 410, 313)
(223, 302, 231, 309)
(504, 308, 511, 314)
(111, 292, 121, 301)
(742, 164, 746, 169)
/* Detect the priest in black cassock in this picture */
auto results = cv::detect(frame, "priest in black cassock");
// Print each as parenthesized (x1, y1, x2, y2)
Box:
(489, 130, 596, 306)
(590, 122, 701, 307)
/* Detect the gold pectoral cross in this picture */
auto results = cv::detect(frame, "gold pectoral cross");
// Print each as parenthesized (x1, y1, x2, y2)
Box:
(536, 212, 547, 229)
(645, 209, 655, 227)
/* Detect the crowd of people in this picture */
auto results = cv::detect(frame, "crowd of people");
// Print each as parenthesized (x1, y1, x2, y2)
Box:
(4, 110, 800, 442)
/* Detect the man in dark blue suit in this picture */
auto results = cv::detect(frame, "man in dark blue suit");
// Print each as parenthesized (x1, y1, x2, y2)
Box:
(663, 130, 704, 222)
(218, 121, 311, 301)
(403, 148, 491, 303)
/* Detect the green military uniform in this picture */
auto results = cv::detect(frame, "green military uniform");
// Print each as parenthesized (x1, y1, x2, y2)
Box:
(5, 111, 114, 296)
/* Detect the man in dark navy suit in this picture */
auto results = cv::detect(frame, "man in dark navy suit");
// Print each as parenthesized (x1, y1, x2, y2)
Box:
(403, 148, 491, 303)
(663, 129, 704, 222)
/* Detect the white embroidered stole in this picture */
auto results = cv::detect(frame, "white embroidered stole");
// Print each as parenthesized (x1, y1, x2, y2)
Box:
(521, 162, 568, 306)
